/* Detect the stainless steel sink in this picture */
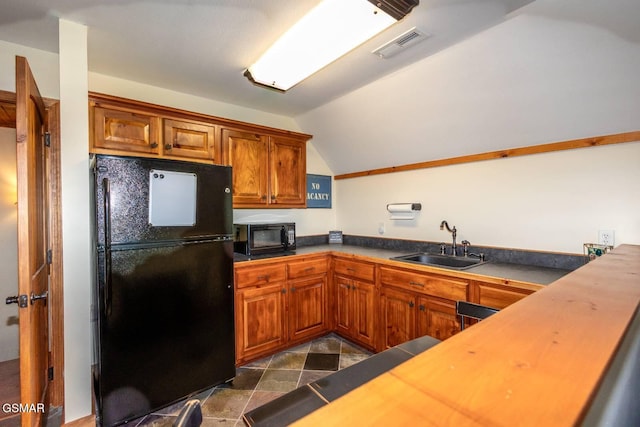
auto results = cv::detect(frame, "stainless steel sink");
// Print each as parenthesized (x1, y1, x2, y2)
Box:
(390, 252, 486, 270)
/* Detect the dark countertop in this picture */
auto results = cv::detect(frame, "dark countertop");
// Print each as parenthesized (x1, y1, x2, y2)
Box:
(235, 244, 574, 286)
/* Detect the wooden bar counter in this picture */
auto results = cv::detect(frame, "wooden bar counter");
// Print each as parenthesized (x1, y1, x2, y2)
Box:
(293, 245, 640, 426)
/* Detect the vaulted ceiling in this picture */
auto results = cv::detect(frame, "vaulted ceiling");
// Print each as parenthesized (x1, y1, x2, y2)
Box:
(0, 0, 534, 116)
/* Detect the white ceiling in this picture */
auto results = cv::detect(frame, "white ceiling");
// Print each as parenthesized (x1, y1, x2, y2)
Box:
(0, 0, 536, 117)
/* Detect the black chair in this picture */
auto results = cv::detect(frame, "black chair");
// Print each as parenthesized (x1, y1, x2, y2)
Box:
(456, 301, 499, 331)
(173, 399, 202, 427)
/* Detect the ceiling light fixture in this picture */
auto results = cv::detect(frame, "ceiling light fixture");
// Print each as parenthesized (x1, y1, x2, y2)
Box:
(244, 0, 419, 92)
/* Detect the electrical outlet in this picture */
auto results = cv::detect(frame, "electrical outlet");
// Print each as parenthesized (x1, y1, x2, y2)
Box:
(598, 230, 615, 247)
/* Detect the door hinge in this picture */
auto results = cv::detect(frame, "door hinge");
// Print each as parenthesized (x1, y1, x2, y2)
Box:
(44, 132, 51, 147)
(48, 366, 54, 381)
(47, 249, 53, 265)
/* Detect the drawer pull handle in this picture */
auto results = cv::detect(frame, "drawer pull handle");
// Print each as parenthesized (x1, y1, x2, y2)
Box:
(346, 268, 355, 272)
(409, 281, 424, 287)
(150, 142, 158, 149)
(281, 288, 286, 294)
(257, 275, 270, 281)
(304, 267, 315, 272)
(409, 301, 415, 308)
(164, 143, 172, 150)
(419, 304, 426, 311)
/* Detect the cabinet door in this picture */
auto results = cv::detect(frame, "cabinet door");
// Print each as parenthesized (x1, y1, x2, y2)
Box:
(351, 280, 376, 349)
(92, 105, 160, 154)
(380, 286, 416, 350)
(418, 296, 460, 341)
(222, 128, 269, 206)
(269, 136, 306, 207)
(236, 283, 286, 362)
(288, 275, 327, 342)
(163, 118, 217, 161)
(334, 275, 353, 338)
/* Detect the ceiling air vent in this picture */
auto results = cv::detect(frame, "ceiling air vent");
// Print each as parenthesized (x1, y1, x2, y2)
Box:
(372, 27, 429, 59)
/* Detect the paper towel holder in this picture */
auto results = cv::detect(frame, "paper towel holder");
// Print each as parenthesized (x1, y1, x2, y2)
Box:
(386, 203, 422, 220)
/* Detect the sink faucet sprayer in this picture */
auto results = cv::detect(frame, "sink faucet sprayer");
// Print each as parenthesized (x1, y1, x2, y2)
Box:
(440, 220, 457, 256)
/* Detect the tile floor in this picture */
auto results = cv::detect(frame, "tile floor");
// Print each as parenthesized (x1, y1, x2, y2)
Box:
(130, 333, 372, 427)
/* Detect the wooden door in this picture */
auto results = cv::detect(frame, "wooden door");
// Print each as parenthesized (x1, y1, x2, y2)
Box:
(334, 276, 352, 338)
(269, 136, 306, 206)
(221, 128, 269, 206)
(15, 55, 50, 427)
(236, 283, 286, 362)
(351, 280, 376, 348)
(163, 118, 217, 161)
(380, 286, 415, 350)
(420, 296, 460, 341)
(92, 103, 161, 155)
(288, 276, 327, 342)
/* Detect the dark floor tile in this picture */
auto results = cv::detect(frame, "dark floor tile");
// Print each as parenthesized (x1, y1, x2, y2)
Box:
(220, 367, 264, 390)
(255, 369, 301, 393)
(304, 353, 339, 371)
(268, 351, 306, 370)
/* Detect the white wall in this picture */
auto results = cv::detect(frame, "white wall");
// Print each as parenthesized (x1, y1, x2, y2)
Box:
(295, 1, 640, 254)
(0, 128, 18, 362)
(59, 19, 92, 421)
(336, 142, 640, 254)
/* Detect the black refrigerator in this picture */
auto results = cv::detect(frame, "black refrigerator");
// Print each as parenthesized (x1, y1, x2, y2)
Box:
(92, 154, 235, 427)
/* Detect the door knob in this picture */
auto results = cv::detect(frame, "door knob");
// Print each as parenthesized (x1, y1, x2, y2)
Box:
(6, 295, 28, 308)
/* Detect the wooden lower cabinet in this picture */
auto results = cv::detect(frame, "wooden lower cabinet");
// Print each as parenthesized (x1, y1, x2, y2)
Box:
(417, 296, 460, 341)
(380, 286, 415, 350)
(235, 282, 287, 363)
(379, 266, 468, 350)
(236, 255, 538, 364)
(235, 256, 328, 364)
(288, 275, 328, 342)
(335, 275, 376, 349)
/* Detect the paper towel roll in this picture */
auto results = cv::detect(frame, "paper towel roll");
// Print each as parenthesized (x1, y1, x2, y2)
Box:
(386, 203, 421, 220)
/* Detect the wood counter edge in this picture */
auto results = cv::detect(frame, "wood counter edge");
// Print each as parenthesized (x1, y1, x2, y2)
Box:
(290, 244, 640, 426)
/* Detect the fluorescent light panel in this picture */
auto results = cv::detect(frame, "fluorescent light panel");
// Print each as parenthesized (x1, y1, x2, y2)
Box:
(246, 0, 397, 91)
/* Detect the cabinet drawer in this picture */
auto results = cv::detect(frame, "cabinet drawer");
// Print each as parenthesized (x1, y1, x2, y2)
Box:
(235, 263, 286, 289)
(379, 267, 468, 301)
(478, 283, 534, 309)
(334, 258, 375, 282)
(287, 258, 328, 279)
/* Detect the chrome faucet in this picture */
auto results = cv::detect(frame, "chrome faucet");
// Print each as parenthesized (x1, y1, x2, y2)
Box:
(440, 220, 457, 256)
(461, 240, 470, 257)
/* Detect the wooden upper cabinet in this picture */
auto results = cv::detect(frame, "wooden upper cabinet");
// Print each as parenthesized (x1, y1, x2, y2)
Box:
(222, 127, 308, 208)
(163, 118, 217, 161)
(222, 128, 269, 205)
(88, 93, 312, 175)
(270, 136, 306, 206)
(92, 103, 161, 155)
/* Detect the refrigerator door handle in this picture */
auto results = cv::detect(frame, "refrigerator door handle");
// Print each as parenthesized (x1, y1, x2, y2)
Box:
(103, 177, 113, 316)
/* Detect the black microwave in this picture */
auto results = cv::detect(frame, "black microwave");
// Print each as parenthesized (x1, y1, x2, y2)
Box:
(233, 223, 296, 256)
